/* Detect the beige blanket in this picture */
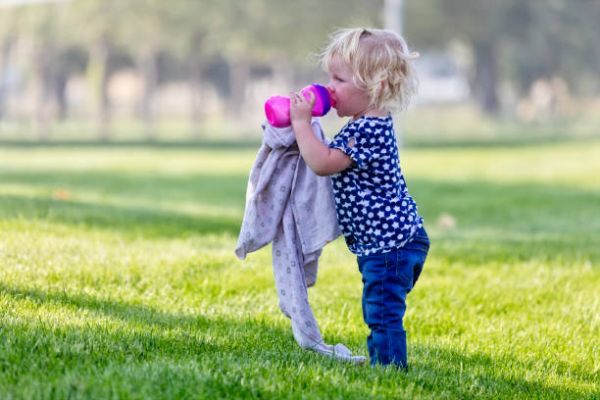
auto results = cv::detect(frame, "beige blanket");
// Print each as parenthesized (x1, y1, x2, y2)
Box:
(235, 120, 365, 363)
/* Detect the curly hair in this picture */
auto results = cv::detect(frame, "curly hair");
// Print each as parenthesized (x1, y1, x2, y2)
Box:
(320, 28, 419, 111)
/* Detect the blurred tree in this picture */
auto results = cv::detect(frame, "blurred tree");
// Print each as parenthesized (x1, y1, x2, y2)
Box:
(437, 0, 527, 115)
(52, 46, 87, 121)
(405, 0, 600, 115)
(153, 0, 381, 133)
(164, 1, 233, 136)
(115, 0, 177, 140)
(3, 0, 599, 136)
(216, 0, 381, 116)
(0, 9, 19, 122)
(13, 3, 71, 139)
(64, 0, 127, 140)
(508, 1, 600, 96)
(404, 0, 448, 50)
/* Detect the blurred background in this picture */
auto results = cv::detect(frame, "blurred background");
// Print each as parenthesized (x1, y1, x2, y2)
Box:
(0, 0, 598, 144)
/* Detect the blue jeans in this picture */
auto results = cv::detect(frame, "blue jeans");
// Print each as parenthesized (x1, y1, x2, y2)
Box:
(357, 227, 430, 368)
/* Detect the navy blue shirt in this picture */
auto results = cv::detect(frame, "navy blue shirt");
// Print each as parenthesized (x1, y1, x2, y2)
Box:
(328, 115, 423, 256)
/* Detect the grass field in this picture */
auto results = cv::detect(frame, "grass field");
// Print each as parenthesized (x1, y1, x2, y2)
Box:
(0, 138, 599, 399)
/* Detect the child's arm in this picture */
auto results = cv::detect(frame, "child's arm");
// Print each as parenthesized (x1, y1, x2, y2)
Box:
(290, 91, 352, 176)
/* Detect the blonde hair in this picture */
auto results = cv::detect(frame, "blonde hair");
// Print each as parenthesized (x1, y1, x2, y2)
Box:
(320, 28, 419, 111)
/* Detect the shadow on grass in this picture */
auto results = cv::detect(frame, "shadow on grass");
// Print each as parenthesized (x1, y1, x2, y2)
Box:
(0, 170, 250, 238)
(0, 193, 242, 238)
(411, 178, 600, 265)
(0, 170, 248, 209)
(410, 344, 598, 399)
(0, 283, 596, 399)
(1, 169, 599, 261)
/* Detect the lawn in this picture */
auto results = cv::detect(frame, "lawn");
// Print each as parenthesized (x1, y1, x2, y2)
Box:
(0, 138, 598, 399)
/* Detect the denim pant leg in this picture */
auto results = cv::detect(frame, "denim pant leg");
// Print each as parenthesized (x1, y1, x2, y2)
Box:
(358, 230, 429, 368)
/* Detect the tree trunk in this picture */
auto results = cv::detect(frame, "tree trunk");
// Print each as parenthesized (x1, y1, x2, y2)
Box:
(228, 59, 249, 117)
(33, 40, 53, 141)
(0, 35, 14, 122)
(187, 32, 206, 138)
(87, 37, 111, 140)
(188, 61, 204, 138)
(138, 50, 158, 141)
(54, 72, 69, 121)
(473, 41, 499, 115)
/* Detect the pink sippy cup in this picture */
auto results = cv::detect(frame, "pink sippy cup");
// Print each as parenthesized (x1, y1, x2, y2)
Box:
(264, 84, 334, 128)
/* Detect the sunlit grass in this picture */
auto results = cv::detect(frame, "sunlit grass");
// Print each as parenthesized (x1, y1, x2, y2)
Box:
(405, 141, 600, 189)
(0, 139, 599, 399)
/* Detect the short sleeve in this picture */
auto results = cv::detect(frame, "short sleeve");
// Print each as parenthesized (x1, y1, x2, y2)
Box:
(329, 129, 374, 169)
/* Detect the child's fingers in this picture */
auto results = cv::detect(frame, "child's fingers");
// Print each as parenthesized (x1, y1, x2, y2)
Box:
(290, 92, 303, 106)
(290, 91, 314, 117)
(305, 90, 316, 105)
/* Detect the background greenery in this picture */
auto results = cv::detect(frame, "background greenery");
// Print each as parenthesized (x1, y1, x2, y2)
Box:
(1, 127, 598, 398)
(1, 0, 599, 139)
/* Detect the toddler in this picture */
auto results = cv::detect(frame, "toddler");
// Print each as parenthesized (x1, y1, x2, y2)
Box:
(290, 28, 430, 369)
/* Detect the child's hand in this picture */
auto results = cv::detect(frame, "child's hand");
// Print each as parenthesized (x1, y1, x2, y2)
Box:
(290, 90, 315, 129)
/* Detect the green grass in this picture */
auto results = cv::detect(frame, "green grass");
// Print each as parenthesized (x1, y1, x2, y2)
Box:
(0, 139, 599, 399)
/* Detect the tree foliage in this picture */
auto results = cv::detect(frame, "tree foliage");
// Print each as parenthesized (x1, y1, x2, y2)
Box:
(0, 0, 598, 126)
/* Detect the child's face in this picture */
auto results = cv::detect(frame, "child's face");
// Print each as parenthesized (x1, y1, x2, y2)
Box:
(326, 56, 372, 119)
